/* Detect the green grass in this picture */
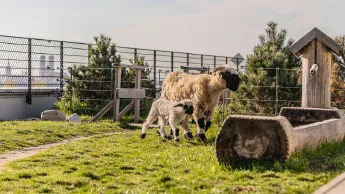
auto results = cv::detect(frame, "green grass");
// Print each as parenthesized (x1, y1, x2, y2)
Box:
(0, 123, 344, 193)
(0, 120, 124, 154)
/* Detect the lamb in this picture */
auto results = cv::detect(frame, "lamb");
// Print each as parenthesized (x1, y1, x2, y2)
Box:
(140, 98, 194, 141)
(160, 65, 240, 142)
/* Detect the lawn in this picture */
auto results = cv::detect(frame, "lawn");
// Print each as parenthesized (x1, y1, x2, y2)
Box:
(0, 120, 124, 154)
(0, 123, 344, 193)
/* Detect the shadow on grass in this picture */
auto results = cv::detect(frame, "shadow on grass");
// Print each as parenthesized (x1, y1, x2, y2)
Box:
(221, 138, 345, 174)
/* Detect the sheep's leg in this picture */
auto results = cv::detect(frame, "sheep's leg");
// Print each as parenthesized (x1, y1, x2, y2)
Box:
(140, 115, 157, 139)
(169, 118, 180, 142)
(181, 116, 193, 140)
(204, 110, 215, 132)
(158, 117, 172, 140)
(194, 110, 207, 143)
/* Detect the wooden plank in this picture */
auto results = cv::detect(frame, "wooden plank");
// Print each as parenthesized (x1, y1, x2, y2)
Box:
(315, 28, 341, 55)
(290, 27, 341, 56)
(290, 28, 317, 55)
(118, 100, 135, 118)
(112, 63, 146, 70)
(134, 69, 142, 123)
(313, 169, 345, 194)
(180, 66, 208, 72)
(89, 99, 114, 122)
(116, 88, 146, 99)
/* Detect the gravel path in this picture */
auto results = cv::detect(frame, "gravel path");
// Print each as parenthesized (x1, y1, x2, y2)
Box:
(0, 132, 125, 171)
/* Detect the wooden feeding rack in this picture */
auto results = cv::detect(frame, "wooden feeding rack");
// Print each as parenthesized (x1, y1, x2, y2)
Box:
(90, 63, 146, 123)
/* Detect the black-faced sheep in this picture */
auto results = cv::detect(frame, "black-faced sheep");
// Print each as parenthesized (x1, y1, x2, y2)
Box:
(160, 65, 240, 142)
(140, 99, 194, 141)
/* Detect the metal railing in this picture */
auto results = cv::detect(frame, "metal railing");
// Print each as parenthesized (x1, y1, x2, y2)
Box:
(1, 34, 344, 121)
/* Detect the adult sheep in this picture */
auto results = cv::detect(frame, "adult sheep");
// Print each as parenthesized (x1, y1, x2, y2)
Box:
(160, 65, 240, 142)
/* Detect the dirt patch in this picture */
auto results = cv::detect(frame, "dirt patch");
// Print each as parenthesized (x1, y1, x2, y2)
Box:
(0, 132, 125, 171)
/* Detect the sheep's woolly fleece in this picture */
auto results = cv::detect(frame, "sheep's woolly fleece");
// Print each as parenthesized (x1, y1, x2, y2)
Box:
(141, 98, 194, 141)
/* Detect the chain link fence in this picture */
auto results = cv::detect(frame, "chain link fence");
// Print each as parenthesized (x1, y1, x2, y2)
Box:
(0, 34, 344, 122)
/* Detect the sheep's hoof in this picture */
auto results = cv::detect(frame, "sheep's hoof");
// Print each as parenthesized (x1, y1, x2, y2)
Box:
(156, 130, 161, 136)
(184, 132, 193, 140)
(164, 135, 173, 140)
(140, 133, 146, 139)
(175, 138, 180, 142)
(196, 133, 207, 143)
(205, 121, 212, 132)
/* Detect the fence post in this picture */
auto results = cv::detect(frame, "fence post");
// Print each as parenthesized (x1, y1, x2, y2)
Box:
(275, 67, 280, 116)
(113, 66, 122, 122)
(111, 68, 114, 100)
(88, 44, 91, 60)
(214, 56, 216, 68)
(226, 57, 228, 64)
(201, 55, 203, 67)
(26, 38, 32, 105)
(187, 53, 189, 67)
(236, 58, 239, 71)
(69, 67, 73, 109)
(60, 41, 64, 96)
(171, 52, 174, 72)
(222, 92, 225, 122)
(153, 50, 157, 96)
(134, 69, 142, 122)
(134, 48, 138, 63)
(158, 70, 161, 88)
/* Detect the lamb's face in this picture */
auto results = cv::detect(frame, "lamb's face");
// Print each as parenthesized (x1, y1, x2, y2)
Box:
(173, 100, 194, 115)
(221, 67, 240, 91)
(183, 105, 194, 115)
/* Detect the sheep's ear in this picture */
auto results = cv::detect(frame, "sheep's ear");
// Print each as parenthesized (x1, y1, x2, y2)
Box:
(212, 66, 225, 75)
(173, 103, 183, 107)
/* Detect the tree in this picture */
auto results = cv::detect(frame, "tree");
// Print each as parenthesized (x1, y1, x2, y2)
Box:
(228, 21, 302, 115)
(331, 35, 345, 108)
(57, 34, 155, 117)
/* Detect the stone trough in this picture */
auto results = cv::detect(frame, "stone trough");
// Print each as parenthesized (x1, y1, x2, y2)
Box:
(215, 28, 345, 167)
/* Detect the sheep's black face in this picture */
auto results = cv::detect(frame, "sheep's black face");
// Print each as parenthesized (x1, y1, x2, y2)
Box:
(221, 70, 240, 91)
(184, 105, 194, 115)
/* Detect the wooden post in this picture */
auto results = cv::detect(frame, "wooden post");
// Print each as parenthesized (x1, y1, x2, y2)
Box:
(298, 39, 331, 108)
(290, 28, 341, 108)
(113, 66, 122, 122)
(134, 69, 142, 122)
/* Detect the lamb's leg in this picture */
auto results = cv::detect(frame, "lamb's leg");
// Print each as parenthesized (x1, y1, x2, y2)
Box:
(169, 118, 180, 142)
(156, 117, 163, 136)
(158, 117, 172, 140)
(141, 115, 157, 138)
(181, 115, 193, 140)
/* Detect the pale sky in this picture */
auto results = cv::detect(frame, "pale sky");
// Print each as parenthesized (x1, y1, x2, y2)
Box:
(0, 0, 344, 58)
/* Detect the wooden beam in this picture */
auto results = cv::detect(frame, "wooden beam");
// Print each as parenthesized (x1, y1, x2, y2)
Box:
(180, 66, 208, 73)
(89, 99, 114, 122)
(116, 88, 146, 99)
(112, 63, 145, 70)
(134, 69, 142, 123)
(113, 66, 122, 122)
(118, 100, 135, 118)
